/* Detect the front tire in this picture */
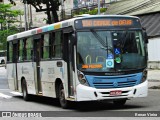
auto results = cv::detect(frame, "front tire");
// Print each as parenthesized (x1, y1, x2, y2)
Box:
(22, 79, 29, 101)
(59, 83, 70, 109)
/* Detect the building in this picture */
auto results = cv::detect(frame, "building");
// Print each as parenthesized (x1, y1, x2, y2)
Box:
(106, 0, 160, 69)
(2, 0, 47, 28)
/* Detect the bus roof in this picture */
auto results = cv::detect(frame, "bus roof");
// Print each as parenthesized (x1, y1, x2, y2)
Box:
(7, 15, 139, 41)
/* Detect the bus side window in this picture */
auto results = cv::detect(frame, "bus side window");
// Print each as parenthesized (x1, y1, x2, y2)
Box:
(51, 32, 55, 58)
(23, 39, 27, 60)
(7, 42, 13, 62)
(41, 33, 50, 59)
(54, 31, 63, 58)
(24, 37, 33, 61)
(18, 40, 23, 61)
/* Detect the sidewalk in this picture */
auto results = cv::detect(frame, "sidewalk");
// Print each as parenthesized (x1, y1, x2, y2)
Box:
(148, 69, 160, 88)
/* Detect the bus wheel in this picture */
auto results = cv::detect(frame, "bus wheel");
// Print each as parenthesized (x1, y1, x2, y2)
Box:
(59, 83, 70, 109)
(113, 99, 127, 106)
(22, 79, 29, 101)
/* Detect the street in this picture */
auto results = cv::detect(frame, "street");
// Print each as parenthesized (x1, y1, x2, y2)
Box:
(0, 88, 160, 112)
(0, 67, 160, 119)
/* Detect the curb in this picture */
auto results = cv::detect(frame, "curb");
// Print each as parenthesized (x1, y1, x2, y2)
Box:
(148, 79, 160, 82)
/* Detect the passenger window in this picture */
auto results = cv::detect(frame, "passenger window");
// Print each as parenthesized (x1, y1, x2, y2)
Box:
(42, 34, 50, 59)
(54, 31, 63, 58)
(8, 42, 13, 62)
(18, 40, 23, 61)
(24, 37, 33, 61)
(51, 32, 55, 58)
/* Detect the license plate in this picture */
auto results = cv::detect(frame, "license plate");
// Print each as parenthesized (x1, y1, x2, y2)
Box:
(110, 90, 122, 96)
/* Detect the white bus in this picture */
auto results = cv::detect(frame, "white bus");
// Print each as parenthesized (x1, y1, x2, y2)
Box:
(7, 15, 148, 108)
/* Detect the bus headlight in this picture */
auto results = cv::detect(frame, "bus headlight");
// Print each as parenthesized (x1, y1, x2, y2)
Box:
(78, 71, 89, 86)
(141, 70, 148, 83)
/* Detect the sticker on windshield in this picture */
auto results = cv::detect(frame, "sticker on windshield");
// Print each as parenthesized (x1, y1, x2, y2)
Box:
(115, 57, 121, 63)
(82, 64, 103, 69)
(114, 48, 121, 55)
(106, 59, 114, 68)
(107, 54, 114, 59)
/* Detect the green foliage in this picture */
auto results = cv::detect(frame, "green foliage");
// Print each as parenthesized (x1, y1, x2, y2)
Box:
(74, 8, 107, 16)
(100, 8, 107, 13)
(0, 28, 18, 50)
(9, 0, 66, 23)
(0, 3, 23, 50)
(0, 4, 23, 24)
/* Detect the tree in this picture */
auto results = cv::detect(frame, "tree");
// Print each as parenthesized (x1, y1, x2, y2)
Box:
(9, 0, 66, 24)
(0, 3, 22, 50)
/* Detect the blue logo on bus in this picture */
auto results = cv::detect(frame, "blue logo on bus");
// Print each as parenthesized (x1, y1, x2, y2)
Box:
(113, 81, 118, 87)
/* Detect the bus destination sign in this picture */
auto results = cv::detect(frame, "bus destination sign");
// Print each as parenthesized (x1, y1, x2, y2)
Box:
(82, 19, 132, 27)
(75, 17, 141, 29)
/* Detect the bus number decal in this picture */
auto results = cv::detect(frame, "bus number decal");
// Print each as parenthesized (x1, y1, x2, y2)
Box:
(22, 66, 29, 74)
(82, 64, 103, 69)
(48, 68, 54, 74)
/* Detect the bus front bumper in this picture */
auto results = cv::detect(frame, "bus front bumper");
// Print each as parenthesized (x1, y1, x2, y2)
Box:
(76, 80, 148, 101)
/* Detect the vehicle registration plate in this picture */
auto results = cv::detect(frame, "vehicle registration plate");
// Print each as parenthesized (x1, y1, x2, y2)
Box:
(110, 90, 122, 96)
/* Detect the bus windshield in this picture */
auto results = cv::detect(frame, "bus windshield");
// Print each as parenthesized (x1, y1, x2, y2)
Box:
(77, 30, 147, 72)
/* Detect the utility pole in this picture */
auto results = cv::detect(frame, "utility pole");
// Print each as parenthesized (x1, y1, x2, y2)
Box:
(98, 0, 100, 15)
(24, 0, 28, 31)
(29, 5, 33, 29)
(61, 0, 65, 20)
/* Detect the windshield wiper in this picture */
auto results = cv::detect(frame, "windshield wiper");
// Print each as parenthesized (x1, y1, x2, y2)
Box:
(90, 29, 105, 46)
(90, 29, 112, 51)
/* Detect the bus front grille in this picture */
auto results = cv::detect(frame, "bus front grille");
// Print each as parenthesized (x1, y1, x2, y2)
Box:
(93, 80, 137, 89)
(85, 73, 142, 89)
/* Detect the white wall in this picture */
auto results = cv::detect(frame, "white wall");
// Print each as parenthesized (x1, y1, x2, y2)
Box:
(148, 37, 160, 61)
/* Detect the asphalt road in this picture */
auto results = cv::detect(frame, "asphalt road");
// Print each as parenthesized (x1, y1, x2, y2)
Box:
(0, 77, 160, 110)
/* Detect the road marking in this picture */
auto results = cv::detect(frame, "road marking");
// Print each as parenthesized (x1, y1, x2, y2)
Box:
(10, 91, 22, 96)
(0, 89, 10, 90)
(0, 93, 12, 99)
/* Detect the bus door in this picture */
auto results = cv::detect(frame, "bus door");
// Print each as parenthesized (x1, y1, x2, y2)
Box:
(33, 38, 42, 94)
(13, 41, 18, 90)
(63, 31, 75, 97)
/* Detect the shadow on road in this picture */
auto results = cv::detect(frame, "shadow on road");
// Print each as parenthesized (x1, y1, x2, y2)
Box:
(13, 95, 146, 111)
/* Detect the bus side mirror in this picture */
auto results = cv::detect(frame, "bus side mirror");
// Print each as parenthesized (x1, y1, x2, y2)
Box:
(143, 31, 148, 44)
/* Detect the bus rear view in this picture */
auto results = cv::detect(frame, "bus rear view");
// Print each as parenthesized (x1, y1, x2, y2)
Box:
(75, 16, 148, 105)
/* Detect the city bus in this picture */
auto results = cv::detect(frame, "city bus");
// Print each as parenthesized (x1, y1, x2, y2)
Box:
(0, 50, 6, 64)
(7, 15, 148, 108)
